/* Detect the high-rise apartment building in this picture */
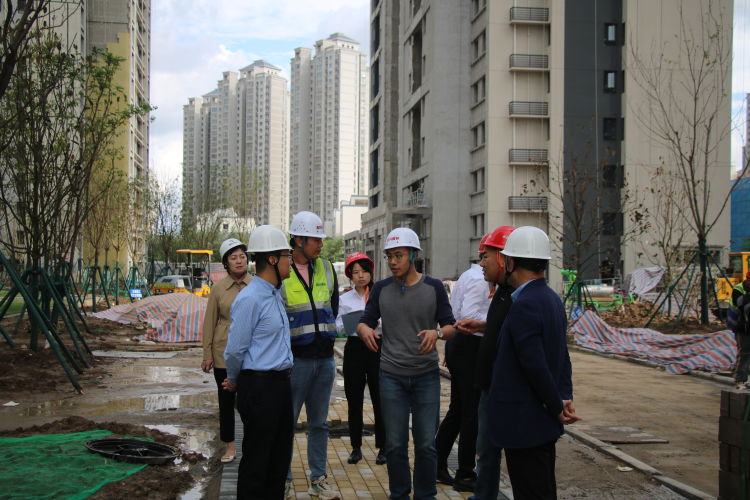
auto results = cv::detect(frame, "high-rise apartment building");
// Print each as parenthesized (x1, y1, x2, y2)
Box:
(183, 60, 289, 229)
(359, 0, 731, 285)
(290, 33, 369, 233)
(87, 0, 151, 267)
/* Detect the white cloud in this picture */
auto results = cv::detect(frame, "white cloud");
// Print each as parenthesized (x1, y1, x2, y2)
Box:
(148, 0, 370, 182)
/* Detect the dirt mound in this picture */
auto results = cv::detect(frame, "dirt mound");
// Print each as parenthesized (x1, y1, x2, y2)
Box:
(1, 416, 206, 500)
(600, 302, 725, 334)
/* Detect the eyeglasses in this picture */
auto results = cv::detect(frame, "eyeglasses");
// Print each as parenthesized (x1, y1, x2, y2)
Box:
(384, 253, 407, 262)
(279, 253, 292, 260)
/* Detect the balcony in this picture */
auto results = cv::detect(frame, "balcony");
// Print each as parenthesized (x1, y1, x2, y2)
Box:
(509, 54, 549, 71)
(508, 196, 548, 212)
(509, 148, 548, 164)
(509, 101, 548, 118)
(510, 7, 549, 24)
(406, 186, 428, 208)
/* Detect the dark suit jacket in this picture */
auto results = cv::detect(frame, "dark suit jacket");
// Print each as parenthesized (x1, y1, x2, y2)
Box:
(487, 278, 573, 449)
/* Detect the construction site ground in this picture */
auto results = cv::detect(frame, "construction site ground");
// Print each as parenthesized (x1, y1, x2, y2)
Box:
(0, 317, 725, 499)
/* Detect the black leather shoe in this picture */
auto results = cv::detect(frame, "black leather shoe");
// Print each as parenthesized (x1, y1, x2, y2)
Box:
(453, 476, 476, 492)
(437, 466, 454, 485)
(375, 449, 387, 465)
(347, 447, 362, 464)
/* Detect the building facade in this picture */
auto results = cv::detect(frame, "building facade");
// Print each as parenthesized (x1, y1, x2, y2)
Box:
(358, 0, 732, 286)
(87, 0, 151, 268)
(183, 61, 289, 230)
(290, 33, 369, 233)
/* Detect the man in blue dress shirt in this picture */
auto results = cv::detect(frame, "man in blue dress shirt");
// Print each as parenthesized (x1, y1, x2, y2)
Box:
(224, 225, 295, 500)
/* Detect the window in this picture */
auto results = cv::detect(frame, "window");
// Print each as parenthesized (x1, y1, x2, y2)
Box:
(370, 148, 379, 188)
(604, 71, 617, 93)
(604, 23, 617, 45)
(472, 31, 486, 61)
(602, 212, 623, 236)
(472, 168, 485, 192)
(472, 0, 486, 15)
(370, 193, 379, 208)
(471, 214, 485, 237)
(603, 118, 617, 140)
(602, 164, 624, 188)
(472, 122, 486, 148)
(472, 76, 486, 104)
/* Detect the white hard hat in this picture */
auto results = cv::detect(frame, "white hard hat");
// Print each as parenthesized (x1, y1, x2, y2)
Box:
(384, 227, 421, 251)
(289, 211, 326, 238)
(219, 238, 246, 262)
(247, 225, 291, 253)
(500, 226, 551, 260)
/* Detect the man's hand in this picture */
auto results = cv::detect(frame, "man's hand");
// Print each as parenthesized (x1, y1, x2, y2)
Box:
(417, 329, 439, 354)
(557, 399, 582, 425)
(454, 318, 486, 334)
(222, 378, 237, 392)
(201, 360, 214, 373)
(357, 323, 381, 352)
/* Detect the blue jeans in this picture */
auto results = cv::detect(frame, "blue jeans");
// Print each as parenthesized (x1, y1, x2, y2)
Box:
(287, 356, 336, 481)
(473, 390, 502, 500)
(380, 369, 440, 500)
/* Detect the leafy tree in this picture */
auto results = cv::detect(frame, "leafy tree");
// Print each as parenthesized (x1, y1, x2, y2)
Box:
(320, 236, 344, 263)
(0, 30, 151, 269)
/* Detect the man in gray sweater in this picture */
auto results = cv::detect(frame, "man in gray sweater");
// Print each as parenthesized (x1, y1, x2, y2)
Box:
(358, 227, 456, 500)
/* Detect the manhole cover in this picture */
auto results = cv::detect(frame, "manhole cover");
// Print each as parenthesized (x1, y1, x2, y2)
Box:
(85, 438, 179, 465)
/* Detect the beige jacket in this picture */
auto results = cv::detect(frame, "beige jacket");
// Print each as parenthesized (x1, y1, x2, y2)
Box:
(202, 273, 251, 368)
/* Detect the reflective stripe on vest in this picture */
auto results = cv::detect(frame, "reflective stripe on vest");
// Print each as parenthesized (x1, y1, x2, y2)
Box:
(280, 258, 336, 343)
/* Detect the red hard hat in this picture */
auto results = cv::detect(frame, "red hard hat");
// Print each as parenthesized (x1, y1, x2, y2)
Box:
(746, 270, 750, 280)
(345, 252, 374, 278)
(477, 233, 491, 254)
(484, 226, 516, 251)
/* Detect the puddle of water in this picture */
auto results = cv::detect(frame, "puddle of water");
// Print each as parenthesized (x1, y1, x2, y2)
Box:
(0, 390, 217, 427)
(115, 365, 190, 384)
(146, 424, 215, 457)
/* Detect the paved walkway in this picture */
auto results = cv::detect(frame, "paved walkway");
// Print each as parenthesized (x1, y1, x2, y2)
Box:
(219, 343, 513, 499)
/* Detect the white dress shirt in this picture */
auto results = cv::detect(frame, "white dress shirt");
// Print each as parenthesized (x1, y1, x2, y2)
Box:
(451, 264, 492, 335)
(336, 288, 382, 336)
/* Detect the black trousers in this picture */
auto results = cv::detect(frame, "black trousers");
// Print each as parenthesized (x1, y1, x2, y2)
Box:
(505, 441, 557, 500)
(343, 335, 384, 449)
(735, 330, 750, 383)
(236, 370, 294, 500)
(213, 367, 236, 443)
(435, 335, 481, 479)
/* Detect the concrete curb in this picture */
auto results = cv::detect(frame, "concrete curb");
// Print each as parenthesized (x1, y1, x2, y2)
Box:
(565, 427, 714, 499)
(569, 344, 734, 386)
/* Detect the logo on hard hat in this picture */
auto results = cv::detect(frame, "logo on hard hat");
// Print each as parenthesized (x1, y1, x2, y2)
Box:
(387, 236, 399, 243)
(316, 225, 323, 230)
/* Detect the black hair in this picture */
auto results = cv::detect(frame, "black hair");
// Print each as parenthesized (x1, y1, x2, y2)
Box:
(250, 251, 280, 274)
(512, 256, 548, 273)
(349, 259, 374, 289)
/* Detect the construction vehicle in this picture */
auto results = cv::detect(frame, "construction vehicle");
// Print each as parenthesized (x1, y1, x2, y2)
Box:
(171, 249, 214, 297)
(715, 251, 750, 311)
(152, 275, 194, 295)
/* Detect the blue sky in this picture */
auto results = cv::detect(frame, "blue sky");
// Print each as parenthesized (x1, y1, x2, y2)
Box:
(150, 0, 750, 184)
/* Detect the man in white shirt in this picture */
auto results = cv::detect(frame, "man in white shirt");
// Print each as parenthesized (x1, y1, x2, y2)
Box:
(435, 242, 493, 492)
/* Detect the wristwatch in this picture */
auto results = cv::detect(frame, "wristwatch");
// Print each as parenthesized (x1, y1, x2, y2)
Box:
(436, 329, 443, 339)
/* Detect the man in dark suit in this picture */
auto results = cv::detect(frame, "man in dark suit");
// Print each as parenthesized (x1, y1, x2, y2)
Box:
(487, 226, 580, 499)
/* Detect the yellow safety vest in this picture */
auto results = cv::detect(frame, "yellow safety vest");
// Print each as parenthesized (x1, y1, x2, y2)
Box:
(280, 258, 336, 345)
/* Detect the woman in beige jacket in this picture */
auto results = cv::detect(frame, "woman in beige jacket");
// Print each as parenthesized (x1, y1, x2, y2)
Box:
(202, 238, 251, 462)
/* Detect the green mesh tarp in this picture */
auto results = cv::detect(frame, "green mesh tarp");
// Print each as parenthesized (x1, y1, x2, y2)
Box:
(0, 430, 147, 499)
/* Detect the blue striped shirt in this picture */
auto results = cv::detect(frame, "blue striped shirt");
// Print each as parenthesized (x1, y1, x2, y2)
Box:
(224, 276, 294, 382)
